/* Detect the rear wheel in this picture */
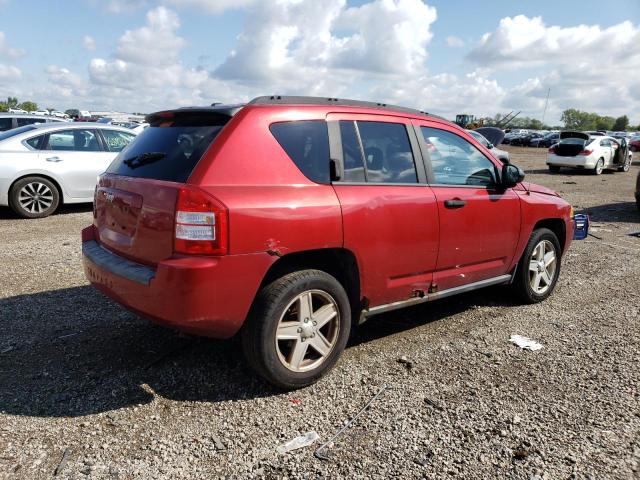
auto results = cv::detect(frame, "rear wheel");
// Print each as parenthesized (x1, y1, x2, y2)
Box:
(548, 165, 560, 173)
(9, 176, 60, 218)
(593, 158, 604, 175)
(512, 228, 561, 304)
(242, 270, 351, 389)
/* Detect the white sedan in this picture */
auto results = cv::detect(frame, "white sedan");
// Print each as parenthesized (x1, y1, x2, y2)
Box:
(0, 123, 137, 218)
(547, 131, 632, 175)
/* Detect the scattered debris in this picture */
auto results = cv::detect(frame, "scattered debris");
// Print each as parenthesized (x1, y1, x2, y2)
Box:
(413, 450, 435, 466)
(424, 397, 443, 411)
(509, 335, 543, 351)
(628, 231, 640, 238)
(0, 345, 14, 354)
(211, 435, 226, 451)
(562, 181, 577, 185)
(53, 448, 71, 476)
(276, 431, 319, 454)
(397, 356, 414, 370)
(57, 332, 79, 340)
(588, 232, 603, 240)
(513, 448, 531, 460)
(288, 398, 302, 406)
(314, 384, 390, 460)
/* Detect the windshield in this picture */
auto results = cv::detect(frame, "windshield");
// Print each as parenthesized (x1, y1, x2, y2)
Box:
(0, 125, 37, 141)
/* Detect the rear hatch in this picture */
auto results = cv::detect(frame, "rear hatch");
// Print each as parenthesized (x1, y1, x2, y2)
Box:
(555, 131, 591, 157)
(93, 107, 240, 264)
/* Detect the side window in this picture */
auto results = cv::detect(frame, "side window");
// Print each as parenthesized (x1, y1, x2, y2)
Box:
(421, 127, 498, 187)
(102, 129, 136, 152)
(270, 120, 330, 184)
(0, 118, 13, 131)
(339, 121, 366, 182)
(48, 129, 102, 152)
(16, 118, 42, 127)
(356, 121, 418, 184)
(600, 139, 610, 147)
(25, 134, 46, 150)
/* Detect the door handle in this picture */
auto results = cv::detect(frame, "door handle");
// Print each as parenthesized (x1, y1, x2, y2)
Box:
(46, 156, 62, 162)
(444, 199, 466, 209)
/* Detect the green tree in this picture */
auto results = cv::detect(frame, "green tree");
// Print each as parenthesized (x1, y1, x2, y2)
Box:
(595, 116, 615, 131)
(18, 101, 38, 112)
(6, 97, 18, 109)
(612, 115, 629, 131)
(0, 102, 7, 112)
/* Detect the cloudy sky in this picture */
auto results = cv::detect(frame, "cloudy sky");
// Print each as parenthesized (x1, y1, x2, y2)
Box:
(0, 0, 639, 123)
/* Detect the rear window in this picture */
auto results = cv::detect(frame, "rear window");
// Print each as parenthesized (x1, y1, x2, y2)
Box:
(106, 116, 227, 183)
(270, 121, 330, 184)
(0, 118, 13, 131)
(0, 125, 36, 141)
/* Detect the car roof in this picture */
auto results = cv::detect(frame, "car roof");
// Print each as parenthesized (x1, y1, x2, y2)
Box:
(26, 122, 134, 133)
(148, 95, 451, 125)
(0, 113, 66, 120)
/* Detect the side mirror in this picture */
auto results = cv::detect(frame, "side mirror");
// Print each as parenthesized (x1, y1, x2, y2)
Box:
(501, 163, 525, 188)
(487, 143, 494, 149)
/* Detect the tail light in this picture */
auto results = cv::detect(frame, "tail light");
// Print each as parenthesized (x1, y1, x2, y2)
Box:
(174, 186, 228, 255)
(578, 149, 593, 156)
(548, 146, 556, 153)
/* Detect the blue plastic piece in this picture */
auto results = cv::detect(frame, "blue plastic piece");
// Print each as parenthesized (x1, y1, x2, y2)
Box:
(573, 213, 589, 240)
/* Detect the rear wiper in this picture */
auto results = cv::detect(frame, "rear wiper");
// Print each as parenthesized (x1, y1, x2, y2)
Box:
(123, 152, 166, 169)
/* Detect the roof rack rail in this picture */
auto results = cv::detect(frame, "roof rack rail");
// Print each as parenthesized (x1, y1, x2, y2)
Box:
(249, 95, 434, 118)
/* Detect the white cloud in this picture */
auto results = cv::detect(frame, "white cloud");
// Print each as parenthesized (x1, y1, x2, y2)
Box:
(163, 0, 257, 13)
(105, 0, 147, 13)
(0, 31, 25, 59)
(467, 15, 640, 122)
(83, 35, 96, 51)
(0, 63, 21, 80)
(446, 35, 464, 48)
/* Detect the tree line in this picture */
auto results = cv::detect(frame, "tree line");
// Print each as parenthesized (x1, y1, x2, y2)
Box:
(0, 97, 79, 117)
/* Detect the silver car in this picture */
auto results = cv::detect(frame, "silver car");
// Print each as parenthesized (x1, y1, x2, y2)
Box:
(0, 123, 137, 218)
(467, 129, 510, 163)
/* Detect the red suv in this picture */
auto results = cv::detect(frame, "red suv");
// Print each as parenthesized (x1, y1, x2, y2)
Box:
(82, 96, 573, 388)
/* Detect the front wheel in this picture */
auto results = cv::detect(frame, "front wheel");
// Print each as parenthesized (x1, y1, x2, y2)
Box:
(9, 176, 60, 218)
(242, 270, 351, 389)
(512, 228, 562, 304)
(618, 156, 631, 172)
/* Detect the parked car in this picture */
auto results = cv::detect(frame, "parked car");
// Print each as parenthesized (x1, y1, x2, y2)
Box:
(547, 131, 632, 174)
(0, 113, 68, 132)
(630, 135, 640, 152)
(0, 123, 137, 218)
(30, 110, 50, 116)
(466, 129, 510, 163)
(81, 96, 575, 389)
(8, 108, 28, 114)
(511, 132, 544, 147)
(530, 132, 559, 148)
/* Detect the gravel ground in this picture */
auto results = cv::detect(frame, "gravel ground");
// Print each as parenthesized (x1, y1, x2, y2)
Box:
(1, 147, 639, 479)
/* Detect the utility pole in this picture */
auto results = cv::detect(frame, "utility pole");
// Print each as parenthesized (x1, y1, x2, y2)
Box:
(541, 87, 551, 126)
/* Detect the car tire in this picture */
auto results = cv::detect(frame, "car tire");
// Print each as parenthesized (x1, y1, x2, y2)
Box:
(512, 228, 562, 304)
(593, 158, 604, 175)
(9, 176, 60, 218)
(548, 165, 560, 173)
(241, 269, 351, 389)
(618, 156, 631, 172)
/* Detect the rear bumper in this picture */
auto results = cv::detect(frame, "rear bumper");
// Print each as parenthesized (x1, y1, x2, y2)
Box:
(82, 226, 274, 338)
(546, 154, 597, 168)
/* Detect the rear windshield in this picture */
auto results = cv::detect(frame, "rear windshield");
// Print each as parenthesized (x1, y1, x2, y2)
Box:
(0, 125, 37, 141)
(106, 116, 227, 182)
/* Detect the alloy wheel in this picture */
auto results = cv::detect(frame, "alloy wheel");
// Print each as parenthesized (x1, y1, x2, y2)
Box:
(274, 290, 340, 373)
(528, 240, 557, 295)
(18, 182, 54, 214)
(595, 159, 604, 175)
